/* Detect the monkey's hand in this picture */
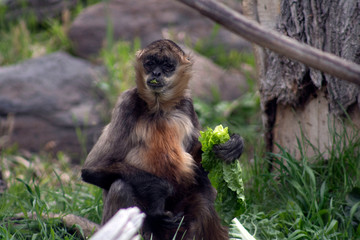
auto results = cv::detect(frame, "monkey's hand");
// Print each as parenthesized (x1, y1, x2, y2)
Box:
(146, 211, 183, 230)
(212, 134, 244, 164)
(139, 179, 182, 231)
(132, 175, 174, 204)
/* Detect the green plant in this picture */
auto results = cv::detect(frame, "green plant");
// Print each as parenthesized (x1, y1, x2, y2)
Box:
(0, 0, 100, 66)
(237, 121, 360, 239)
(194, 90, 262, 166)
(98, 39, 140, 106)
(0, 18, 73, 65)
(0, 152, 103, 239)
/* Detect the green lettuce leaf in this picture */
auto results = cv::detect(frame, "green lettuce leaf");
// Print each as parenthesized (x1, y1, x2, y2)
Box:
(199, 125, 245, 225)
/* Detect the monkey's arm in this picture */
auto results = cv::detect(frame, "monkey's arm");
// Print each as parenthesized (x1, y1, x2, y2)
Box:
(83, 164, 177, 228)
(82, 141, 175, 224)
(82, 89, 173, 195)
(82, 89, 138, 186)
(82, 164, 172, 195)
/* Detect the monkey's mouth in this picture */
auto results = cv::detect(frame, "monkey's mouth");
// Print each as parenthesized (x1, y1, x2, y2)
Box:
(147, 78, 165, 89)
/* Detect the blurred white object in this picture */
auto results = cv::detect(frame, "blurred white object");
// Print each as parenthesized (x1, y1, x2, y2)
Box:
(230, 218, 256, 240)
(91, 207, 145, 240)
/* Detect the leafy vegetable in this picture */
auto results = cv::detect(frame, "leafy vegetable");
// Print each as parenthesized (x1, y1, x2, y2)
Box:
(199, 125, 246, 225)
(150, 79, 158, 84)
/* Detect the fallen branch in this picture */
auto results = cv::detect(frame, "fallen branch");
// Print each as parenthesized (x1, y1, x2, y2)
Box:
(176, 0, 360, 85)
(13, 207, 145, 240)
(14, 212, 100, 239)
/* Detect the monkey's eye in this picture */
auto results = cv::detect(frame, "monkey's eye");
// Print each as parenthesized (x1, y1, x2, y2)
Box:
(162, 63, 175, 73)
(144, 60, 156, 70)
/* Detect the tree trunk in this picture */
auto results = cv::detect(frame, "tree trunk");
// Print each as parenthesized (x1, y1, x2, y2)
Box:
(243, 0, 360, 157)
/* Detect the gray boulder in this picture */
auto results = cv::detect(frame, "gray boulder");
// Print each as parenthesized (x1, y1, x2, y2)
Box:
(68, 0, 250, 59)
(0, 52, 106, 161)
(4, 0, 78, 22)
(186, 47, 248, 101)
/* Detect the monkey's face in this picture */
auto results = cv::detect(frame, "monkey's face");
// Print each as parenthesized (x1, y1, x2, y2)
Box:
(135, 40, 192, 96)
(142, 55, 177, 92)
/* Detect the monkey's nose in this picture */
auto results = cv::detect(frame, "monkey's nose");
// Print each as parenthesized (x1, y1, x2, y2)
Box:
(152, 67, 162, 77)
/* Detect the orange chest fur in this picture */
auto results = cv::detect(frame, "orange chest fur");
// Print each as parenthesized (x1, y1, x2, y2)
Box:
(126, 113, 195, 184)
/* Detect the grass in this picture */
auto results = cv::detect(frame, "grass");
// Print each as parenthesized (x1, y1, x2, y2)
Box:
(0, 5, 359, 240)
(237, 121, 360, 240)
(0, 0, 100, 66)
(0, 16, 72, 66)
(2, 116, 359, 239)
(0, 148, 103, 239)
(98, 39, 140, 107)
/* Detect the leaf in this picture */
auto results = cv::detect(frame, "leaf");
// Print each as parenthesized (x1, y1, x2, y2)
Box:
(199, 125, 245, 225)
(325, 219, 338, 234)
(350, 202, 360, 222)
(223, 161, 245, 199)
(319, 181, 327, 206)
(17, 178, 33, 195)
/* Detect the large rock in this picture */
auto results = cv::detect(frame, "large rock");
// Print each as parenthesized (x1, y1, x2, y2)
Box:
(4, 0, 78, 22)
(0, 52, 106, 161)
(186, 47, 248, 101)
(68, 0, 251, 59)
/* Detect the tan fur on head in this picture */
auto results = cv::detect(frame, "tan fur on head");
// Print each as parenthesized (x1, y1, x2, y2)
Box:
(135, 39, 193, 112)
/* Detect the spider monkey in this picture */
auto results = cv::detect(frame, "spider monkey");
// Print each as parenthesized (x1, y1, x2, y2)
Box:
(81, 39, 244, 240)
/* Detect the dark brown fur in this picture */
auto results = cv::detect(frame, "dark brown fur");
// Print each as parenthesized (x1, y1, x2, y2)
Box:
(81, 39, 243, 240)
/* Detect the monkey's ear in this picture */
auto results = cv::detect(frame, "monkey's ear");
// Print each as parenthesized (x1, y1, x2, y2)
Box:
(136, 50, 144, 59)
(182, 54, 192, 65)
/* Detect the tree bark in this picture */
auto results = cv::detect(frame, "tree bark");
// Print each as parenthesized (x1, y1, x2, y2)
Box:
(176, 0, 360, 84)
(243, 0, 360, 156)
